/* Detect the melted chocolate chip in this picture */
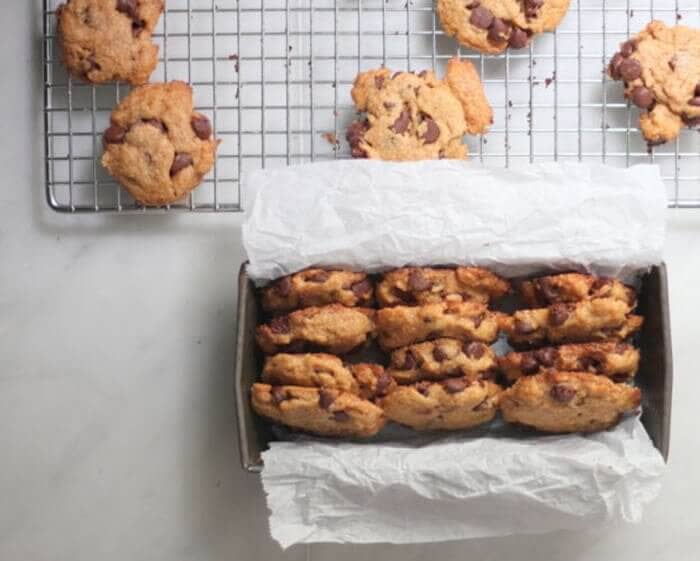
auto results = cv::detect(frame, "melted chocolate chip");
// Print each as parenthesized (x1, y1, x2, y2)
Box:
(620, 39, 636, 57)
(271, 387, 288, 404)
(472, 313, 485, 328)
(433, 345, 449, 362)
(508, 27, 529, 49)
(611, 374, 629, 383)
(103, 124, 126, 145)
(550, 384, 576, 403)
(346, 120, 369, 158)
(408, 269, 432, 292)
(269, 316, 290, 334)
(464, 342, 485, 359)
(524, 0, 544, 19)
(537, 279, 561, 302)
(579, 353, 604, 373)
(170, 152, 193, 176)
(275, 276, 292, 297)
(591, 277, 613, 292)
(534, 347, 558, 367)
(421, 119, 440, 144)
(401, 351, 417, 370)
(391, 109, 411, 134)
(695, 83, 700, 96)
(392, 287, 416, 305)
(191, 115, 212, 140)
(608, 53, 625, 80)
(520, 354, 540, 374)
(619, 58, 642, 81)
(350, 279, 372, 298)
(514, 318, 536, 334)
(375, 371, 393, 397)
(307, 270, 330, 283)
(416, 382, 431, 396)
(333, 410, 351, 422)
(116, 0, 137, 19)
(443, 378, 468, 394)
(689, 97, 700, 107)
(614, 343, 628, 355)
(131, 19, 145, 37)
(548, 304, 570, 326)
(487, 18, 511, 42)
(383, 101, 396, 109)
(470, 6, 494, 29)
(318, 389, 335, 409)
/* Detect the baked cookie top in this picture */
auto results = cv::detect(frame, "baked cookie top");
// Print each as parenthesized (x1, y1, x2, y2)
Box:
(57, 0, 163, 85)
(262, 353, 360, 394)
(101, 81, 219, 205)
(608, 21, 700, 145)
(437, 0, 571, 54)
(255, 304, 376, 355)
(388, 338, 497, 384)
(499, 371, 641, 433)
(261, 269, 373, 313)
(347, 58, 492, 160)
(251, 383, 386, 438)
(376, 266, 510, 307)
(376, 301, 503, 350)
(498, 342, 640, 383)
(519, 273, 636, 308)
(379, 378, 501, 431)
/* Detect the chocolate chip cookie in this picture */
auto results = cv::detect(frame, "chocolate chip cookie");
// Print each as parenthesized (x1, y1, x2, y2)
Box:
(498, 342, 640, 383)
(519, 273, 636, 308)
(57, 0, 163, 85)
(388, 338, 497, 384)
(347, 58, 492, 160)
(501, 298, 643, 348)
(499, 371, 641, 433)
(376, 301, 503, 351)
(255, 304, 376, 355)
(261, 269, 373, 313)
(379, 378, 502, 431)
(376, 266, 510, 307)
(251, 384, 386, 438)
(350, 363, 398, 401)
(437, 0, 571, 54)
(608, 21, 700, 145)
(101, 81, 219, 205)
(262, 353, 360, 393)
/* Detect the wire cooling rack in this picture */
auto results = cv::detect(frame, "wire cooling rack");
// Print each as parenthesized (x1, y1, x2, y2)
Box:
(43, 0, 700, 213)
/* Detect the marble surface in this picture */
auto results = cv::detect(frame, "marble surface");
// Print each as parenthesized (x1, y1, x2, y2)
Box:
(2, 3, 700, 560)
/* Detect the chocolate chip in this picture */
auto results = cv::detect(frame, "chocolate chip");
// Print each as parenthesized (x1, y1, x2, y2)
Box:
(116, 0, 137, 19)
(346, 120, 369, 158)
(549, 304, 570, 326)
(469, 5, 494, 29)
(550, 384, 576, 403)
(318, 390, 335, 409)
(391, 110, 411, 134)
(443, 378, 468, 394)
(514, 318, 536, 334)
(271, 387, 288, 404)
(537, 279, 560, 302)
(333, 411, 351, 422)
(421, 119, 440, 144)
(307, 270, 330, 283)
(408, 269, 432, 292)
(668, 57, 677, 71)
(520, 354, 540, 374)
(170, 152, 193, 176)
(418, 70, 428, 78)
(131, 19, 145, 37)
(534, 347, 558, 367)
(608, 53, 625, 80)
(487, 18, 510, 42)
(103, 124, 126, 145)
(619, 58, 641, 81)
(275, 276, 292, 297)
(614, 343, 628, 355)
(350, 279, 372, 298)
(375, 372, 392, 397)
(591, 277, 613, 292)
(401, 351, 417, 370)
(416, 382, 431, 396)
(481, 368, 497, 381)
(620, 39, 636, 57)
(391, 287, 416, 305)
(472, 313, 485, 328)
(611, 374, 628, 383)
(191, 115, 212, 140)
(433, 345, 449, 362)
(689, 97, 700, 107)
(142, 119, 167, 133)
(384, 101, 396, 109)
(695, 83, 700, 96)
(630, 86, 654, 109)
(269, 316, 290, 334)
(524, 0, 543, 19)
(579, 355, 604, 373)
(464, 342, 485, 359)
(508, 27, 529, 49)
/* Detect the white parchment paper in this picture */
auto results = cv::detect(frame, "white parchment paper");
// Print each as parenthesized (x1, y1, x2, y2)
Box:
(241, 160, 668, 547)
(242, 160, 666, 284)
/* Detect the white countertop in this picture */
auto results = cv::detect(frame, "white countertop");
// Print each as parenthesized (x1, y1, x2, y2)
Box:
(2, 3, 700, 560)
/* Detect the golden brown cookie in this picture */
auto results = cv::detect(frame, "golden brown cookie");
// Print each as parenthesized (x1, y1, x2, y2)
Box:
(255, 304, 376, 355)
(379, 378, 501, 431)
(519, 273, 636, 308)
(261, 353, 359, 393)
(57, 0, 163, 85)
(376, 266, 510, 307)
(501, 298, 643, 348)
(101, 81, 219, 205)
(499, 371, 641, 433)
(261, 269, 373, 313)
(347, 58, 492, 160)
(498, 342, 640, 383)
(608, 21, 700, 145)
(388, 338, 497, 384)
(437, 0, 571, 54)
(251, 384, 386, 438)
(376, 301, 503, 351)
(350, 363, 398, 401)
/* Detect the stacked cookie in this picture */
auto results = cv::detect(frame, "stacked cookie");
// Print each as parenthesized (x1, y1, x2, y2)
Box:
(251, 268, 644, 439)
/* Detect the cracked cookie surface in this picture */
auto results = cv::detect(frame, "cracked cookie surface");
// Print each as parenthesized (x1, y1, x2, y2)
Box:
(347, 58, 492, 160)
(498, 342, 640, 383)
(437, 0, 571, 54)
(608, 21, 700, 145)
(499, 371, 641, 432)
(519, 273, 636, 308)
(376, 301, 503, 350)
(57, 0, 163, 85)
(261, 269, 373, 313)
(251, 384, 386, 438)
(388, 338, 497, 384)
(255, 304, 376, 355)
(101, 81, 219, 205)
(377, 266, 510, 307)
(380, 378, 502, 430)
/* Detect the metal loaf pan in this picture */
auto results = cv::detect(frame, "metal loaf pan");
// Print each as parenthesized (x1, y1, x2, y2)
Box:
(234, 263, 673, 472)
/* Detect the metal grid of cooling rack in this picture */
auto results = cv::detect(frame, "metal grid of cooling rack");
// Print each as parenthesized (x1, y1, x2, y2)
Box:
(43, 0, 700, 213)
